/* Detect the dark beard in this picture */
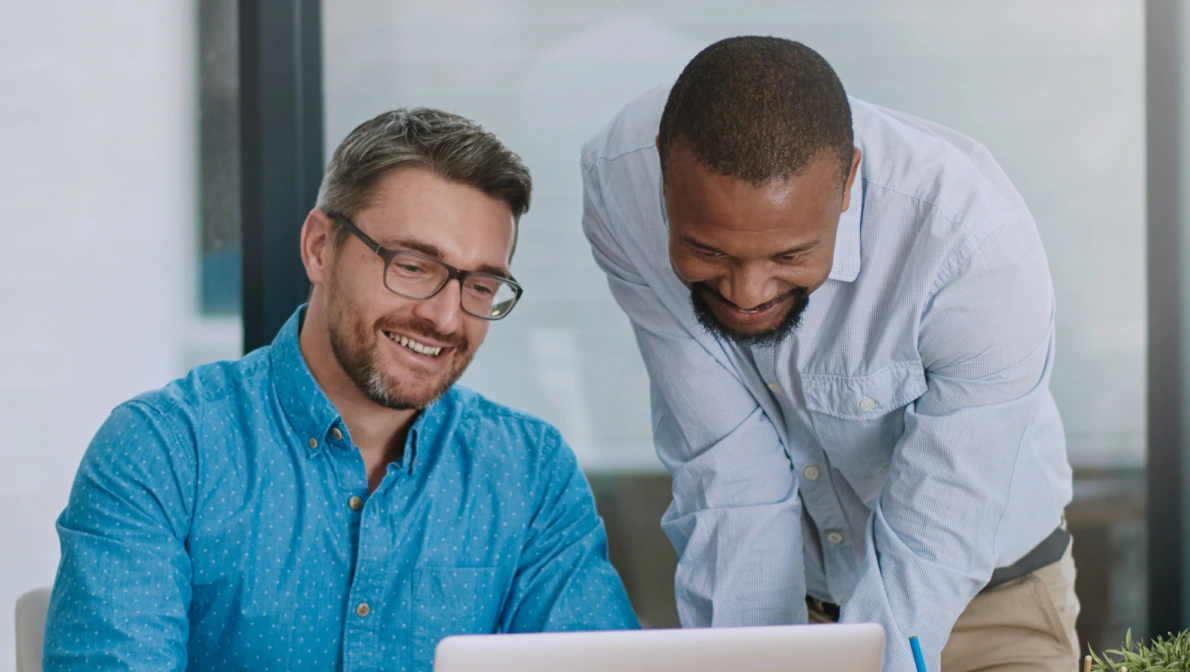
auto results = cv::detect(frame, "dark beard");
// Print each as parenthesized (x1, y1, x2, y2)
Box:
(690, 283, 810, 348)
(327, 292, 471, 411)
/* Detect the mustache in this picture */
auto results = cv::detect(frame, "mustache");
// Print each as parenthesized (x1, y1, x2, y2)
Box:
(377, 318, 468, 350)
(693, 283, 809, 311)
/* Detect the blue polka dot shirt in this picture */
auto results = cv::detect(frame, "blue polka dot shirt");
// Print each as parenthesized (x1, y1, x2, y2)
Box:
(43, 307, 640, 671)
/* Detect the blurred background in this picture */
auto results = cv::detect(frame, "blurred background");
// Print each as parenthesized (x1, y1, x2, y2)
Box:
(2, 1, 1184, 669)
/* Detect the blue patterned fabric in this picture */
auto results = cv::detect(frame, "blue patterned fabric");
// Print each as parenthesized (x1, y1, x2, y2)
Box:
(582, 85, 1072, 672)
(44, 308, 638, 671)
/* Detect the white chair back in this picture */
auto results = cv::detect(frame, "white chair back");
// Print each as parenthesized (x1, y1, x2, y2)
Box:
(15, 587, 52, 672)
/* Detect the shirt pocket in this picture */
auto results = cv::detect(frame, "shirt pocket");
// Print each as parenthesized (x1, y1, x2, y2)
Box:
(800, 362, 927, 503)
(412, 566, 503, 663)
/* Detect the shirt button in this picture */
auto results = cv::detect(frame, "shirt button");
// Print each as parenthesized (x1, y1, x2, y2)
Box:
(803, 465, 821, 481)
(767, 382, 783, 395)
(826, 531, 845, 544)
(307, 437, 318, 449)
(331, 427, 343, 441)
(356, 602, 370, 617)
(858, 397, 877, 412)
(349, 496, 363, 511)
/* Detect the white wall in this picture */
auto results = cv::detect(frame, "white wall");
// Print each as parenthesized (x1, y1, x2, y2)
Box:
(0, 3, 197, 669)
(323, 0, 1146, 471)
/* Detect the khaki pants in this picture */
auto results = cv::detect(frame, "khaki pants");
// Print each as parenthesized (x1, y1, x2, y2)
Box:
(809, 544, 1080, 672)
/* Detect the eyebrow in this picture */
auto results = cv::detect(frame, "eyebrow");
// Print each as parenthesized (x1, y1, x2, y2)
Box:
(681, 235, 820, 258)
(381, 236, 511, 278)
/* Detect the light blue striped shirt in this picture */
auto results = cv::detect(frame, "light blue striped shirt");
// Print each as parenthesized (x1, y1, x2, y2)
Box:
(581, 85, 1072, 672)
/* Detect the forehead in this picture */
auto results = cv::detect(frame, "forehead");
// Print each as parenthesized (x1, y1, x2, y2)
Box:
(357, 165, 515, 269)
(664, 147, 843, 255)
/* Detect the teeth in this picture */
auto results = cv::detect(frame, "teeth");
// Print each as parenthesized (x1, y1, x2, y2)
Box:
(388, 332, 442, 357)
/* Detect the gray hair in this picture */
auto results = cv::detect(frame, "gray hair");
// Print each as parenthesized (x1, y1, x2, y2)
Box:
(316, 108, 531, 253)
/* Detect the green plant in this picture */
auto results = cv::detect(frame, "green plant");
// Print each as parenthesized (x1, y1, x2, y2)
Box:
(1089, 629, 1190, 672)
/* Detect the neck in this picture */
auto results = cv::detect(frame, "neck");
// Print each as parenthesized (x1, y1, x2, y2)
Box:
(299, 299, 418, 492)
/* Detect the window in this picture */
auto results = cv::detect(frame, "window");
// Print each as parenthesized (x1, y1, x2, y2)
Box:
(323, 1, 1145, 642)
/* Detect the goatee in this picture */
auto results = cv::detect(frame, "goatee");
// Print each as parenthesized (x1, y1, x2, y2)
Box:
(690, 283, 810, 348)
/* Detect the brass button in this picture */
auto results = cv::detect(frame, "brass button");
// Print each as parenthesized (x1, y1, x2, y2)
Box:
(331, 427, 343, 441)
(356, 602, 370, 617)
(349, 496, 363, 511)
(308, 438, 318, 449)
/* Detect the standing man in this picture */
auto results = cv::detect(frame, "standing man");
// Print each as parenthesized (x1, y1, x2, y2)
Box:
(582, 36, 1076, 672)
(45, 108, 638, 671)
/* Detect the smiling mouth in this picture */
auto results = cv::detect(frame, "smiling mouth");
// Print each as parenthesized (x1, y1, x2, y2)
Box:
(384, 331, 447, 358)
(709, 292, 787, 320)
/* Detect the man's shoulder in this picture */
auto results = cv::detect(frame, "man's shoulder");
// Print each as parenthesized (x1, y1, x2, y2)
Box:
(852, 98, 1025, 232)
(446, 386, 561, 441)
(77, 349, 275, 508)
(582, 84, 670, 167)
(122, 346, 273, 440)
(579, 84, 673, 271)
(442, 386, 572, 464)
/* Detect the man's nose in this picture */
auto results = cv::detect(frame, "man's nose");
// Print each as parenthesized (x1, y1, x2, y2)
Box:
(720, 264, 780, 310)
(410, 278, 464, 334)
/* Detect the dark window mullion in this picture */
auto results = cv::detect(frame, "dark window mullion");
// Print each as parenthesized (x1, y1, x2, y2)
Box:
(239, 0, 324, 351)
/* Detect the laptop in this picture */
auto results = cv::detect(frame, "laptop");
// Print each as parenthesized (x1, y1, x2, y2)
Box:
(433, 623, 885, 672)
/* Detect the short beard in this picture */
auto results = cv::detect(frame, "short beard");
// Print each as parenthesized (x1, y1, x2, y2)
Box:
(690, 283, 810, 348)
(326, 289, 471, 411)
(330, 329, 416, 410)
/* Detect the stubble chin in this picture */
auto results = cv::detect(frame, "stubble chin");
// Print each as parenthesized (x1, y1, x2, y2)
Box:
(371, 352, 474, 411)
(325, 288, 475, 410)
(335, 330, 473, 411)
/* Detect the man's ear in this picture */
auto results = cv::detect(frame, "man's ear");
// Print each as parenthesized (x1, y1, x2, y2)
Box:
(301, 209, 335, 288)
(841, 147, 862, 212)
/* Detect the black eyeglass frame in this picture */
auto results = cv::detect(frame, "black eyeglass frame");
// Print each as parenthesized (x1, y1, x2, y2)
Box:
(325, 212, 524, 320)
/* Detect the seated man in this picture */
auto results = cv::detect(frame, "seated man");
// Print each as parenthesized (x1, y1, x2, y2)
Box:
(43, 108, 639, 671)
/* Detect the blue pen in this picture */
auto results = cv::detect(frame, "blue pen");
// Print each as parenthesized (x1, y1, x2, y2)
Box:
(909, 636, 927, 672)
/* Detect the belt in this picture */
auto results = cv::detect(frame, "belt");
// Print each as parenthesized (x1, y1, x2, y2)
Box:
(983, 526, 1070, 591)
(805, 525, 1071, 619)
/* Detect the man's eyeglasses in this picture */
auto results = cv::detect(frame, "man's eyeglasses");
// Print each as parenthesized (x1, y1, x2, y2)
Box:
(326, 212, 524, 320)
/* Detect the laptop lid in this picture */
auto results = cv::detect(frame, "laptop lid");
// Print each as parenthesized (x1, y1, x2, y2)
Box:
(434, 623, 885, 672)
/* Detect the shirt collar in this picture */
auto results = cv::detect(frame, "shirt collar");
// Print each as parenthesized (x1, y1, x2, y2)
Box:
(269, 305, 458, 470)
(828, 158, 864, 283)
(269, 306, 345, 453)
